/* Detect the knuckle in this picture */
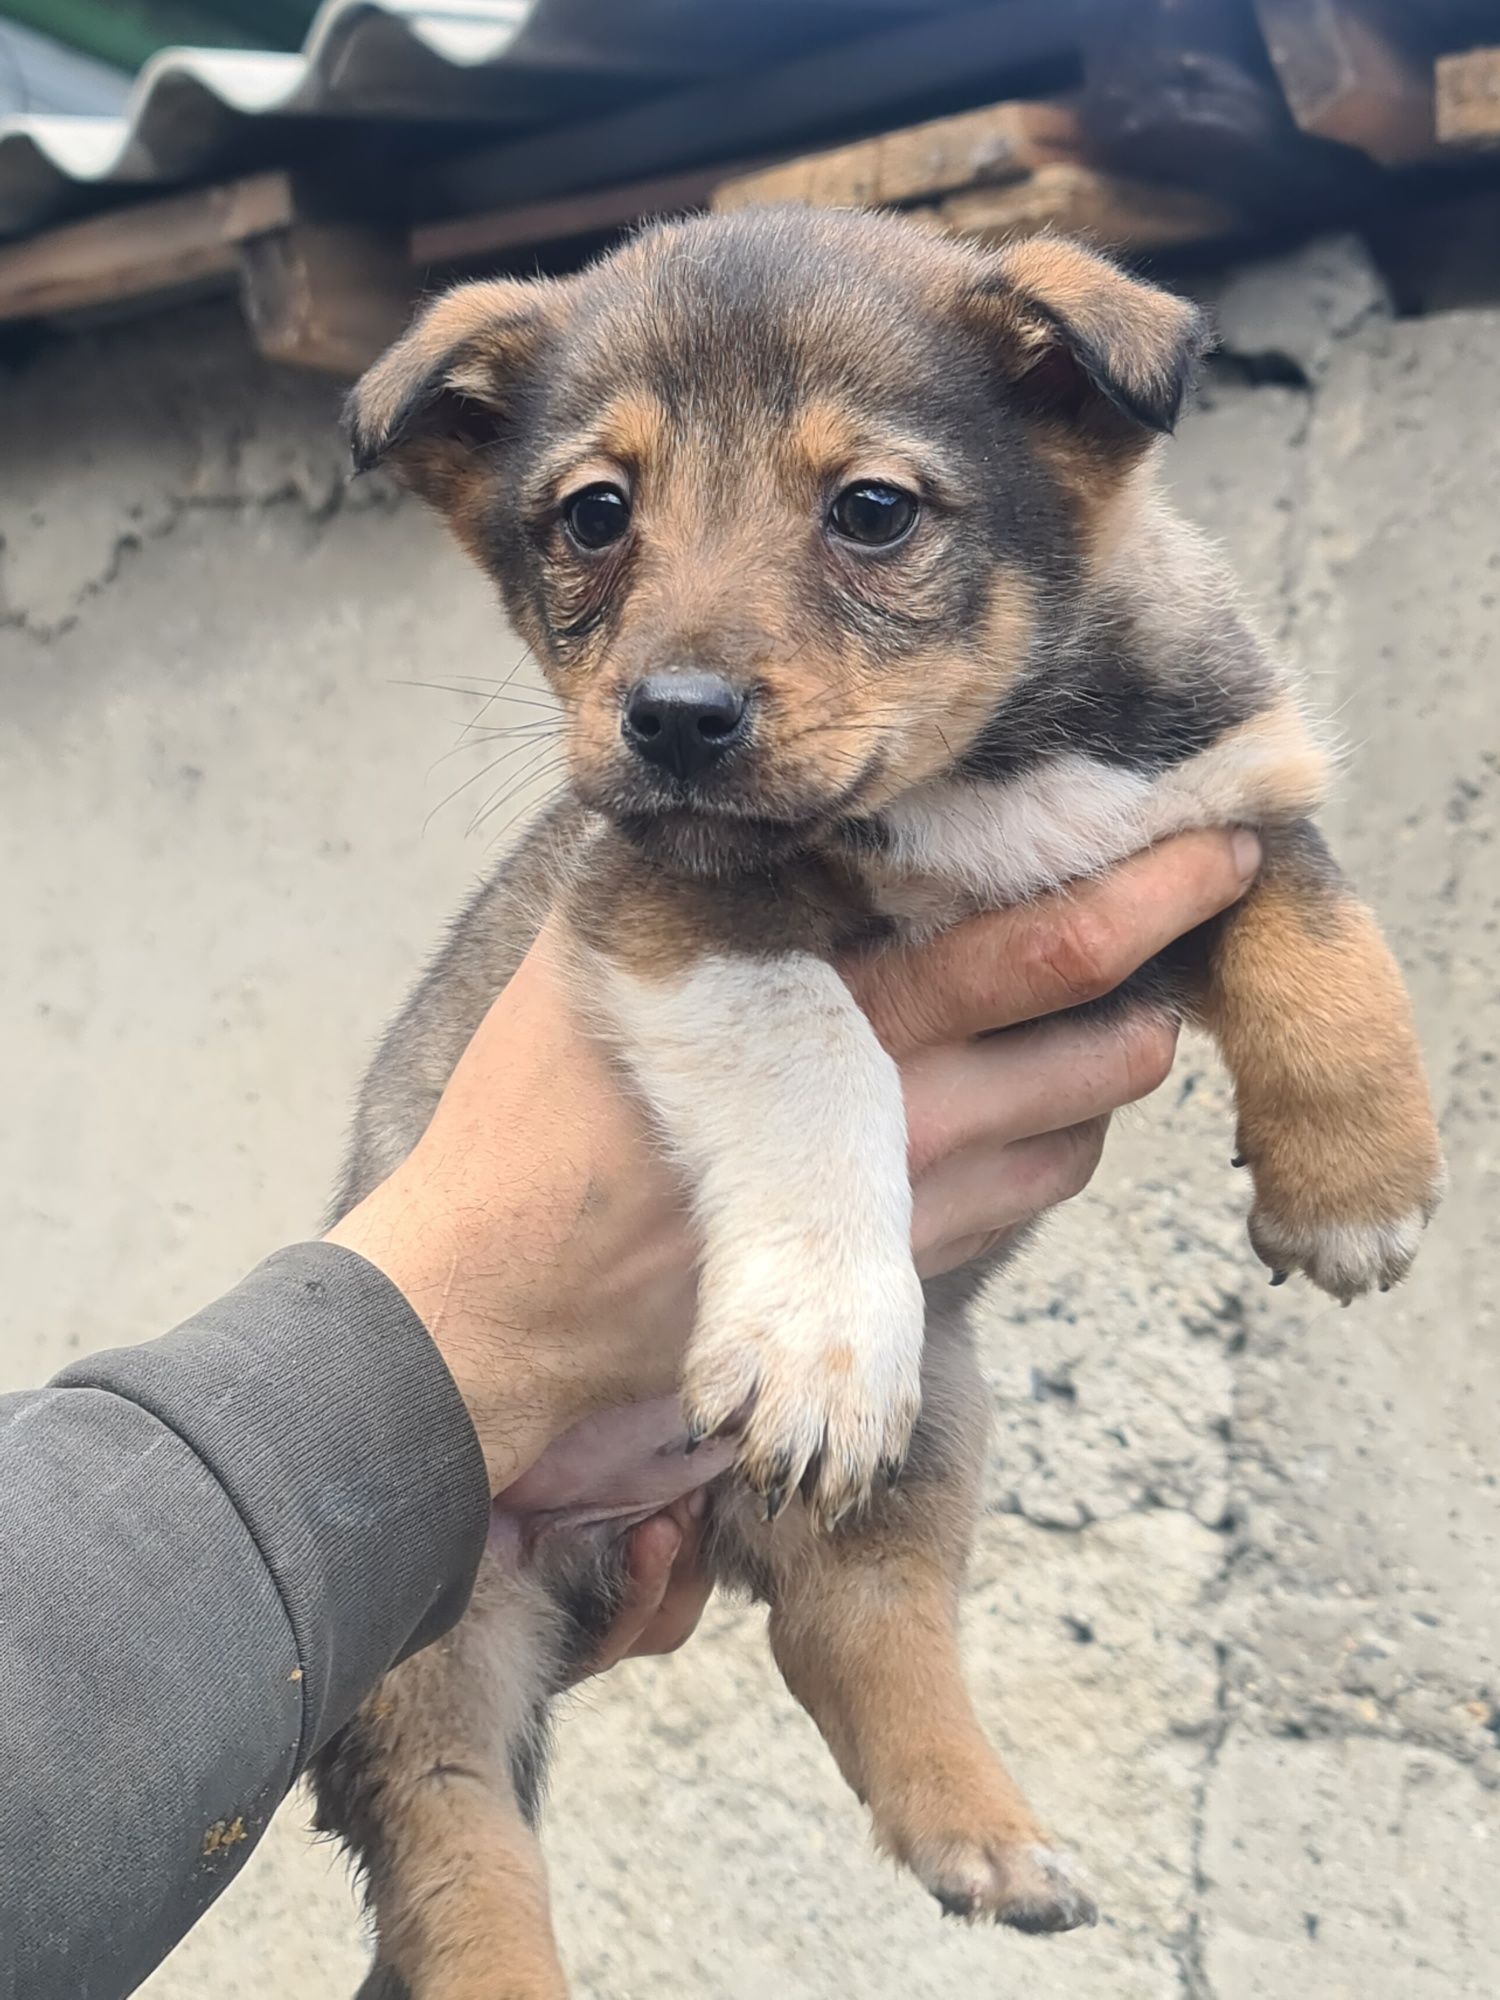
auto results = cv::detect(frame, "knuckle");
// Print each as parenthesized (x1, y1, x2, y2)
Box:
(1120, 1015, 1178, 1099)
(1060, 1117, 1108, 1197)
(857, 956, 934, 1054)
(1025, 908, 1123, 1010)
(904, 1110, 943, 1177)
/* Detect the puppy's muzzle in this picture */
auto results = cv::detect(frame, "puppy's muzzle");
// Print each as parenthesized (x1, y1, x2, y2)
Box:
(622, 673, 749, 783)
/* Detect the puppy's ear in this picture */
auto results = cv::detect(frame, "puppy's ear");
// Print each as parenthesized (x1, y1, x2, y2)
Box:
(345, 276, 564, 503)
(971, 234, 1209, 441)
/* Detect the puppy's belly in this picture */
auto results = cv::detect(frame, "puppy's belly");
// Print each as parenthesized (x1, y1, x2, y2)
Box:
(874, 706, 1328, 916)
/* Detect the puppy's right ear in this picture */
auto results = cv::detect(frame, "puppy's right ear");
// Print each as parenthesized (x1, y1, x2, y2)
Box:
(345, 277, 563, 503)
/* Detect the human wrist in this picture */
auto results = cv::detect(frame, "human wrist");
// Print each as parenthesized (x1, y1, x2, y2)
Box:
(325, 1172, 575, 1494)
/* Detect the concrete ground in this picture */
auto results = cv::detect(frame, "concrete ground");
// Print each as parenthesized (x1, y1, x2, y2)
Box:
(2, 232, 1496, 1999)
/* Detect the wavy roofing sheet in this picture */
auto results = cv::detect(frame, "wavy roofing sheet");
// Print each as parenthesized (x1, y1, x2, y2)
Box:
(0, 0, 945, 237)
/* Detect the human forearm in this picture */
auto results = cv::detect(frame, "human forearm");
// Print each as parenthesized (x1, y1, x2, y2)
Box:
(0, 1243, 488, 2000)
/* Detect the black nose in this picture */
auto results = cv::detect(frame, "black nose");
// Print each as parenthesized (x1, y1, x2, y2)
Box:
(622, 674, 749, 781)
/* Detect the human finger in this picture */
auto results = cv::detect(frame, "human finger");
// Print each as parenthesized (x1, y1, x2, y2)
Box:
(571, 1514, 682, 1681)
(845, 828, 1260, 1056)
(903, 1012, 1178, 1174)
(621, 1496, 714, 1659)
(913, 1119, 1110, 1277)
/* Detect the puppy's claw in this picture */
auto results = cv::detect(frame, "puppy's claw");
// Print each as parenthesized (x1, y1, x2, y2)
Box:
(798, 1450, 824, 1507)
(1248, 1174, 1440, 1302)
(1231, 1153, 1247, 1169)
(998, 1847, 1099, 1935)
(916, 1840, 1097, 1935)
(757, 1448, 801, 1523)
(1269, 1269, 1289, 1286)
(804, 1490, 848, 1537)
(682, 1397, 750, 1451)
(880, 1454, 906, 1490)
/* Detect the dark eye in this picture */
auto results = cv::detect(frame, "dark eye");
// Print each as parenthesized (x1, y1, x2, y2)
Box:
(564, 483, 631, 551)
(827, 482, 918, 548)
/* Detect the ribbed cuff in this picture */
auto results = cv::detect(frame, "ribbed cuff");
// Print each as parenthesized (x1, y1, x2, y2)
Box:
(56, 1242, 490, 1767)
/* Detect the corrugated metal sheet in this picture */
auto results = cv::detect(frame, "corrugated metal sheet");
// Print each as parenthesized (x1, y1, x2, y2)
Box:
(0, 0, 947, 237)
(0, 19, 130, 120)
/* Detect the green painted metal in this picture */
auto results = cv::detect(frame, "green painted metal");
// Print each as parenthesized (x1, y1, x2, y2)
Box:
(0, 0, 319, 70)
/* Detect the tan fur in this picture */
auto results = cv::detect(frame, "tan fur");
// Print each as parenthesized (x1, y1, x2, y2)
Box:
(352, 1568, 570, 2000)
(788, 398, 863, 469)
(350, 278, 534, 444)
(1196, 833, 1445, 1298)
(377, 1787, 564, 2000)
(720, 1338, 1090, 1930)
(593, 392, 669, 473)
(553, 446, 1028, 833)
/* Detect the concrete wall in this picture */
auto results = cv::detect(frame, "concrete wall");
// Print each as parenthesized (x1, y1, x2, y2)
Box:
(1, 234, 1495, 2000)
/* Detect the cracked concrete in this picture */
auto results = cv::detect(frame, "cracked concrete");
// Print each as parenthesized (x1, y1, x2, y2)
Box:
(1, 234, 1495, 1998)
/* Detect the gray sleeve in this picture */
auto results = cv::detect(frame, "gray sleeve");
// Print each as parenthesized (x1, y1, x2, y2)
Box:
(0, 1241, 490, 2000)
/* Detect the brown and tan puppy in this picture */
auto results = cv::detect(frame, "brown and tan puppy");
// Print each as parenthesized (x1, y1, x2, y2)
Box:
(313, 208, 1444, 1999)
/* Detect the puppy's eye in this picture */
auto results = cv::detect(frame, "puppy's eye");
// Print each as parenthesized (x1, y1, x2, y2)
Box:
(827, 482, 918, 548)
(563, 483, 631, 551)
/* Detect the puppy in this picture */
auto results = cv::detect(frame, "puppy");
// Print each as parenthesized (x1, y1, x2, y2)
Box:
(312, 207, 1444, 1999)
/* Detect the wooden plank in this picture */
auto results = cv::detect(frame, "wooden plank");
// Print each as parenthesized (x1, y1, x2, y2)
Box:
(713, 100, 1083, 213)
(238, 223, 414, 376)
(1082, 0, 1374, 218)
(939, 163, 1237, 253)
(0, 172, 293, 323)
(1253, 0, 1436, 166)
(413, 160, 754, 267)
(1436, 46, 1500, 148)
(412, 0, 1087, 220)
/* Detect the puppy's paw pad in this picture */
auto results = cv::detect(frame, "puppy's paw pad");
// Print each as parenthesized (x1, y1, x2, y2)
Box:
(919, 1839, 1097, 1935)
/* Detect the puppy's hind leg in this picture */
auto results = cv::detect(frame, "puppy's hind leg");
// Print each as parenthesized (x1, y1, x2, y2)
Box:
(351, 1962, 416, 2000)
(313, 1553, 572, 2000)
(727, 1319, 1097, 1936)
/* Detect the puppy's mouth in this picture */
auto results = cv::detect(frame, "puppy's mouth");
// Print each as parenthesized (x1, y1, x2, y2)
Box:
(584, 755, 884, 874)
(616, 803, 816, 873)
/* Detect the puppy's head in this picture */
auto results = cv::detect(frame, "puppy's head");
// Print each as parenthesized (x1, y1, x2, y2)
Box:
(351, 208, 1206, 872)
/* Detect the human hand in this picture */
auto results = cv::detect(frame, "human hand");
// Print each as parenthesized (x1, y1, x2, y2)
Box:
(564, 1494, 714, 1682)
(852, 823, 1262, 1277)
(327, 828, 1259, 1493)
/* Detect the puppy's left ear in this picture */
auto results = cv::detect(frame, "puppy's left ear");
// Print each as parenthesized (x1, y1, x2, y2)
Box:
(971, 234, 1210, 441)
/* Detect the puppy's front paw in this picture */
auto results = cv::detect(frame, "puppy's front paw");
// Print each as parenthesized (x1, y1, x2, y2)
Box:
(683, 1259, 924, 1531)
(916, 1836, 1098, 1935)
(1243, 1117, 1445, 1304)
